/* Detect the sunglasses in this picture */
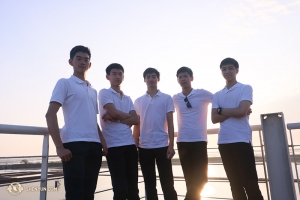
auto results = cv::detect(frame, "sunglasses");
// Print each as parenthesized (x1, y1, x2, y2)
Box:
(184, 97, 192, 108)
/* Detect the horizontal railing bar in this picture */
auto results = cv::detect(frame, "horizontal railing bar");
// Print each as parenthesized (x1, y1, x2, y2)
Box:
(1, 124, 263, 137)
(287, 122, 300, 130)
(0, 155, 59, 159)
(174, 125, 261, 136)
(0, 124, 49, 136)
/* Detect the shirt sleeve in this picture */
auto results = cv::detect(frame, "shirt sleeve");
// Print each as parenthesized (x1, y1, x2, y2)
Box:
(98, 89, 113, 108)
(212, 93, 219, 109)
(241, 85, 253, 104)
(50, 78, 67, 105)
(128, 97, 135, 111)
(166, 95, 175, 113)
(134, 99, 140, 115)
(202, 89, 213, 103)
(172, 95, 177, 111)
(93, 89, 99, 114)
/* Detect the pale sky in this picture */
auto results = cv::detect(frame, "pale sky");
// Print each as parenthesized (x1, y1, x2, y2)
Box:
(0, 0, 300, 156)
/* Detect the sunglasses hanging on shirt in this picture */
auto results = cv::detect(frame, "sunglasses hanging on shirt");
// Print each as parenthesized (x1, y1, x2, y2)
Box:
(184, 96, 192, 108)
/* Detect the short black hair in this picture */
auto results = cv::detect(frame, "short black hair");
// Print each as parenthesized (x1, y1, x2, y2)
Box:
(70, 45, 91, 59)
(176, 67, 193, 77)
(143, 68, 160, 79)
(106, 63, 124, 75)
(220, 58, 239, 69)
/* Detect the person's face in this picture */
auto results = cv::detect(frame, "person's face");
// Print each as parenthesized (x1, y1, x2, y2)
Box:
(69, 52, 91, 75)
(144, 73, 159, 87)
(106, 68, 124, 86)
(221, 64, 238, 82)
(177, 72, 193, 88)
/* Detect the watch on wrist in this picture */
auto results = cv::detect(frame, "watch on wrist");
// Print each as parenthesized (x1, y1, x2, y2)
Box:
(217, 107, 222, 115)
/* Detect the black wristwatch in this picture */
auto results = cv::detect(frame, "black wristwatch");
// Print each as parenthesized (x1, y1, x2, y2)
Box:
(217, 107, 222, 115)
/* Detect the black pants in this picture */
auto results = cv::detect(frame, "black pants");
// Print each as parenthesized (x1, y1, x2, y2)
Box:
(219, 142, 264, 200)
(106, 144, 140, 200)
(139, 146, 178, 200)
(62, 141, 103, 200)
(177, 141, 208, 200)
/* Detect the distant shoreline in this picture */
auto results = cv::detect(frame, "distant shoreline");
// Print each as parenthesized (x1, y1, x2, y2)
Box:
(2, 154, 300, 170)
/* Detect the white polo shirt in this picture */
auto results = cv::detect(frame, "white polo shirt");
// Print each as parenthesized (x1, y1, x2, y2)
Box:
(50, 75, 100, 143)
(134, 90, 174, 149)
(212, 82, 253, 144)
(173, 89, 213, 142)
(98, 88, 135, 148)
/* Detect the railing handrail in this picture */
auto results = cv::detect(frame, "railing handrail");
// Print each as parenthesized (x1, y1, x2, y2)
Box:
(287, 122, 300, 130)
(0, 124, 263, 137)
(0, 124, 48, 135)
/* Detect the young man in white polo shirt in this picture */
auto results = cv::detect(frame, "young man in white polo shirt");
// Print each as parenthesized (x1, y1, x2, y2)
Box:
(211, 58, 263, 200)
(133, 68, 178, 200)
(46, 45, 107, 200)
(98, 63, 140, 200)
(173, 67, 213, 200)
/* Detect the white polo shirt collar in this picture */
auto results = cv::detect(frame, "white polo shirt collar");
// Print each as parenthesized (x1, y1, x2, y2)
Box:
(108, 87, 129, 99)
(223, 82, 241, 92)
(70, 75, 92, 87)
(178, 88, 196, 98)
(145, 90, 162, 97)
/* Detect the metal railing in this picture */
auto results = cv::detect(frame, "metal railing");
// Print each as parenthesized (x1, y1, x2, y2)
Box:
(205, 124, 270, 200)
(1, 123, 299, 200)
(0, 124, 49, 200)
(287, 122, 300, 194)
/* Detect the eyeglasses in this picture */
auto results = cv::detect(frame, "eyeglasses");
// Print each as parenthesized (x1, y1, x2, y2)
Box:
(184, 97, 192, 108)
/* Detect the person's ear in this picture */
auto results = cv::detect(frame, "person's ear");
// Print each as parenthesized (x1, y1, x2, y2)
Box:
(68, 59, 73, 66)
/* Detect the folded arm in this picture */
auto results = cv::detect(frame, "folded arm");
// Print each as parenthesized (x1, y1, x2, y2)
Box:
(120, 110, 139, 125)
(211, 100, 252, 124)
(221, 100, 252, 117)
(211, 109, 230, 124)
(103, 103, 132, 120)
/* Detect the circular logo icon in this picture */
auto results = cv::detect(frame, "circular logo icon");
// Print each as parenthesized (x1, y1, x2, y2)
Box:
(7, 182, 24, 196)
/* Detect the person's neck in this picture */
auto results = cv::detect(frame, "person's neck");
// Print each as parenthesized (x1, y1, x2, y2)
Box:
(147, 87, 158, 97)
(182, 86, 193, 96)
(111, 85, 121, 93)
(226, 80, 238, 89)
(73, 73, 86, 81)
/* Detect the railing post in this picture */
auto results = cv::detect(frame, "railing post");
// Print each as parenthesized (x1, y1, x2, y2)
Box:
(258, 130, 270, 200)
(288, 128, 300, 194)
(260, 112, 296, 200)
(40, 133, 49, 200)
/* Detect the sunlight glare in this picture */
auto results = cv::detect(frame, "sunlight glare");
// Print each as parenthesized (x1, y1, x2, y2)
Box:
(201, 184, 215, 196)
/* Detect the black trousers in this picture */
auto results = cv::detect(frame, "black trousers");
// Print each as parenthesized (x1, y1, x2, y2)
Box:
(177, 141, 208, 200)
(219, 142, 264, 200)
(139, 146, 178, 200)
(62, 141, 103, 200)
(106, 144, 140, 200)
